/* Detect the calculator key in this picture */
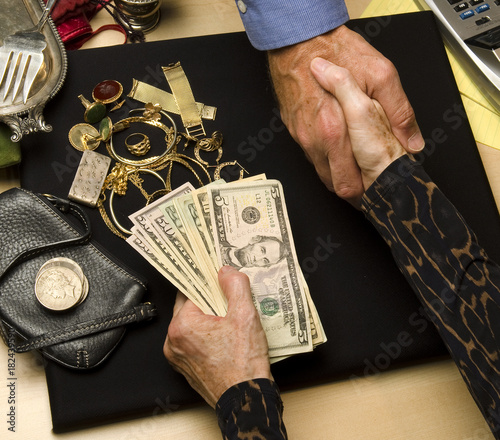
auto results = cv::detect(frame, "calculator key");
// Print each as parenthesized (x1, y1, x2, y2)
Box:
(460, 9, 475, 18)
(476, 16, 491, 24)
(455, 2, 469, 11)
(470, 0, 484, 5)
(447, 0, 462, 4)
(476, 3, 490, 12)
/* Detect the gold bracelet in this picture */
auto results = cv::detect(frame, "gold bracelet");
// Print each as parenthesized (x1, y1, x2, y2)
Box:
(127, 79, 217, 121)
(162, 62, 206, 139)
(108, 168, 166, 235)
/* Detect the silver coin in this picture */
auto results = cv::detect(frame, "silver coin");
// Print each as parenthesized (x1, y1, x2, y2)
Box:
(35, 267, 84, 311)
(76, 275, 89, 306)
(36, 257, 85, 284)
(35, 258, 87, 311)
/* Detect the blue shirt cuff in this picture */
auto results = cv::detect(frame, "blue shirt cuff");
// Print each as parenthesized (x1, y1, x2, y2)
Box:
(236, 0, 350, 50)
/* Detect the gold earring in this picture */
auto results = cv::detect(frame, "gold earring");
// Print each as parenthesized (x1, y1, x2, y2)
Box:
(213, 160, 248, 181)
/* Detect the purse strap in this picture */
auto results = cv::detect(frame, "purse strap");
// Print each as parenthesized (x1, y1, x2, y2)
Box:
(0, 194, 92, 283)
(10, 302, 157, 352)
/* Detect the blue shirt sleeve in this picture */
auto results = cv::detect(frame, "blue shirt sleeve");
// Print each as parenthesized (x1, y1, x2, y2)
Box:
(235, 0, 350, 50)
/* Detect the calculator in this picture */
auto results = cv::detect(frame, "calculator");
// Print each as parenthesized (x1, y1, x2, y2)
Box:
(420, 0, 500, 111)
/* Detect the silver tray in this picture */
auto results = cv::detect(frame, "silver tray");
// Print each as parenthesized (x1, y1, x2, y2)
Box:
(0, 0, 67, 141)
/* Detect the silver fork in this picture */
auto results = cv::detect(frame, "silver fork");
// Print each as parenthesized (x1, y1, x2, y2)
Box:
(0, 0, 58, 105)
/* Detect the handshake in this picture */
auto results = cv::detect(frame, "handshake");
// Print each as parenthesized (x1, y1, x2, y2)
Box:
(158, 58, 413, 407)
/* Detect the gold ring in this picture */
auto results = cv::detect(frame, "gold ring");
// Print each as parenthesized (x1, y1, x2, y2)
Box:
(107, 114, 177, 167)
(125, 133, 151, 156)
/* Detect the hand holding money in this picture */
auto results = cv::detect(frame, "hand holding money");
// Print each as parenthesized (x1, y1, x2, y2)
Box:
(164, 265, 273, 408)
(127, 175, 326, 361)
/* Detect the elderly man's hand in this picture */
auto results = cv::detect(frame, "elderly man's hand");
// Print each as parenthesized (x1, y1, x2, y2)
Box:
(268, 25, 423, 206)
(163, 266, 272, 408)
(310, 57, 406, 189)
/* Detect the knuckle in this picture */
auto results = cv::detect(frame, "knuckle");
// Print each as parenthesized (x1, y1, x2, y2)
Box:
(394, 105, 417, 130)
(166, 319, 186, 347)
(222, 271, 250, 297)
(224, 269, 247, 284)
(367, 57, 418, 131)
(163, 338, 174, 360)
(351, 96, 375, 116)
(333, 184, 361, 201)
(333, 67, 354, 87)
(318, 114, 343, 142)
(324, 150, 363, 202)
(294, 126, 313, 150)
(372, 56, 398, 83)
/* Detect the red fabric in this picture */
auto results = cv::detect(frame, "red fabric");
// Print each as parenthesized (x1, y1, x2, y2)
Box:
(45, 0, 128, 49)
(56, 15, 92, 44)
(50, 0, 97, 24)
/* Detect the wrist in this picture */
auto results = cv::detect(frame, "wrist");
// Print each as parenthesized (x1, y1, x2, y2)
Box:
(361, 152, 407, 189)
(222, 364, 273, 395)
(269, 25, 347, 60)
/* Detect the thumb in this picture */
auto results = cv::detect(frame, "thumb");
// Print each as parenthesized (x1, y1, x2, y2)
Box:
(310, 57, 372, 123)
(218, 266, 253, 315)
(310, 57, 404, 142)
(172, 291, 188, 317)
(368, 70, 424, 153)
(310, 57, 343, 92)
(311, 57, 424, 153)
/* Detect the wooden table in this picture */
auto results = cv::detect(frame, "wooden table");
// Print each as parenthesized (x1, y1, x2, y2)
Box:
(0, 1, 497, 438)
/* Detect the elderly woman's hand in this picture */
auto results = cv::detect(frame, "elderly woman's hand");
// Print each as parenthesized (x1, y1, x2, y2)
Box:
(310, 57, 407, 191)
(163, 265, 272, 408)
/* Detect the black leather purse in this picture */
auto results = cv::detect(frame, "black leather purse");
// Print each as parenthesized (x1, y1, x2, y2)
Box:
(0, 187, 157, 369)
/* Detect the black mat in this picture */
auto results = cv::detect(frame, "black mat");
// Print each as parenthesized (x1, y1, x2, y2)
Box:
(18, 11, 500, 432)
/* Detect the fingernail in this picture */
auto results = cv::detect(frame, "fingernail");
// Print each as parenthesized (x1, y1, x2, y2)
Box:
(311, 57, 331, 73)
(408, 131, 425, 152)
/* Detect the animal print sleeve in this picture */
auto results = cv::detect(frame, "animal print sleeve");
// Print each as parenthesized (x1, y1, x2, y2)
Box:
(216, 379, 287, 440)
(362, 154, 500, 437)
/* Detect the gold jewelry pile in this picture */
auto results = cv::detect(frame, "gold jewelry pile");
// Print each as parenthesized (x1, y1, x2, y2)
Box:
(67, 65, 247, 240)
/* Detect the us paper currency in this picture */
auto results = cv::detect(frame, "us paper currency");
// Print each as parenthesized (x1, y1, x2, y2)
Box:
(207, 179, 314, 357)
(127, 183, 221, 315)
(127, 177, 326, 360)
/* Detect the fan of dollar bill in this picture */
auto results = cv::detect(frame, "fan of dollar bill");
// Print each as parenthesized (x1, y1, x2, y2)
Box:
(127, 175, 326, 361)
